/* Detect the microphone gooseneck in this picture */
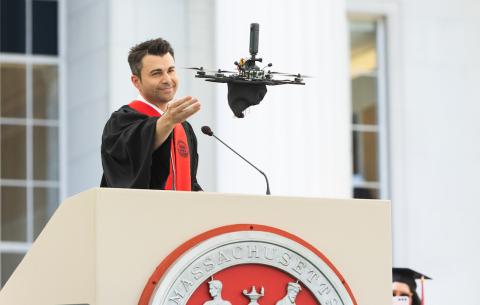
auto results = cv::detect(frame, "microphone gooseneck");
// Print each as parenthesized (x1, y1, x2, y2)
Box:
(201, 125, 271, 195)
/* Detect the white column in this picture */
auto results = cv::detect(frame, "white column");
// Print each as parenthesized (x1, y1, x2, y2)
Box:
(66, 0, 110, 195)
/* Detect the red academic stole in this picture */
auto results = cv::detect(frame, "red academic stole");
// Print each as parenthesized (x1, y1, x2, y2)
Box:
(128, 100, 192, 191)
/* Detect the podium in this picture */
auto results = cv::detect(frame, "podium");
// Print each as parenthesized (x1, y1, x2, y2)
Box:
(0, 188, 391, 305)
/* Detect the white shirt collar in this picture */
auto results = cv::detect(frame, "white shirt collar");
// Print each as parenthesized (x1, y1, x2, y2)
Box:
(135, 94, 164, 115)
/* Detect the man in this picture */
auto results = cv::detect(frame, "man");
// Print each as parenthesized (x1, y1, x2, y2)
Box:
(275, 282, 301, 305)
(203, 280, 232, 305)
(101, 38, 202, 190)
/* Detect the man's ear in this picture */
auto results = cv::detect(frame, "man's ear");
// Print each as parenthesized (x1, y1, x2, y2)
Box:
(131, 74, 141, 90)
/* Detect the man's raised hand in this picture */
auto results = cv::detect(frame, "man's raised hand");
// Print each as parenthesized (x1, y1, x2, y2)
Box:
(164, 96, 201, 125)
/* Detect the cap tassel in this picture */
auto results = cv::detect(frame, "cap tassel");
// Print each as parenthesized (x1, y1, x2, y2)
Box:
(421, 276, 425, 305)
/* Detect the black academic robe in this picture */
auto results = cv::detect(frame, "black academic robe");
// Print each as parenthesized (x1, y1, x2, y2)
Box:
(100, 105, 202, 191)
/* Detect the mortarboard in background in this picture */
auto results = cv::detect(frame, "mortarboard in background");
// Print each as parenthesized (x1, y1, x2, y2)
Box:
(393, 268, 432, 305)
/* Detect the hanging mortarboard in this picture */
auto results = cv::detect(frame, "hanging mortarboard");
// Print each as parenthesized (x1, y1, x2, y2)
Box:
(227, 83, 267, 118)
(392, 268, 432, 305)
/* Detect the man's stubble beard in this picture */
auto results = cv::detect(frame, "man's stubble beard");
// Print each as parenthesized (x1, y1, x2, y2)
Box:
(153, 85, 177, 104)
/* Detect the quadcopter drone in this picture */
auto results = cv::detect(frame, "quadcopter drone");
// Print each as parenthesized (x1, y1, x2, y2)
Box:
(186, 23, 310, 85)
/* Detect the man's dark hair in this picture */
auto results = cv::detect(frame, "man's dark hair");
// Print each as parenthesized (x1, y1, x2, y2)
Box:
(128, 38, 175, 78)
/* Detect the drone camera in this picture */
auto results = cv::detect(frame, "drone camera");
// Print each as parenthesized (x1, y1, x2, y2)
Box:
(249, 23, 260, 56)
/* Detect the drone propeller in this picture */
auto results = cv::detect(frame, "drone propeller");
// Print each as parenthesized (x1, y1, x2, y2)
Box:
(184, 66, 206, 71)
(185, 67, 237, 74)
(214, 69, 237, 74)
(267, 71, 314, 78)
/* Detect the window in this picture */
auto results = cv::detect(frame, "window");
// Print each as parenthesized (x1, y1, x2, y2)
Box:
(1, 0, 58, 55)
(0, 0, 61, 287)
(349, 18, 389, 199)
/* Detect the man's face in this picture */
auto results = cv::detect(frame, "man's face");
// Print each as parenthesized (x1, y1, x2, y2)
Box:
(131, 53, 178, 107)
(392, 282, 413, 305)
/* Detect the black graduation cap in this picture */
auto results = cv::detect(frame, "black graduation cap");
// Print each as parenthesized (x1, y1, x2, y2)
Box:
(393, 268, 432, 305)
(227, 83, 267, 118)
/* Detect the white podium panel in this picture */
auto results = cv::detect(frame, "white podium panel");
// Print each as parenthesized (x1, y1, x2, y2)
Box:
(0, 188, 391, 305)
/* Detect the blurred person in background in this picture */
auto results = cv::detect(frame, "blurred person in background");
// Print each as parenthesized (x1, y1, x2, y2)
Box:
(393, 268, 431, 305)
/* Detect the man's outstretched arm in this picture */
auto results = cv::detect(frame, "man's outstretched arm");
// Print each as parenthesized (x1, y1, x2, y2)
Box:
(154, 96, 201, 149)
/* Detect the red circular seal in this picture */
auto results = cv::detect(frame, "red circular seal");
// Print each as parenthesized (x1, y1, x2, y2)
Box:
(177, 140, 189, 158)
(138, 224, 357, 305)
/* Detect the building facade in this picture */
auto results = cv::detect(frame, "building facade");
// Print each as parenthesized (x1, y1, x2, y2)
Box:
(1, 0, 479, 304)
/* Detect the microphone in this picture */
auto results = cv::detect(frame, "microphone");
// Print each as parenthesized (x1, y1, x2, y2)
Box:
(201, 126, 271, 195)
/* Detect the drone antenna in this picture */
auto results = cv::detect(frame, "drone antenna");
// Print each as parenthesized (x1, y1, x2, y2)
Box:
(249, 23, 259, 59)
(261, 63, 273, 71)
